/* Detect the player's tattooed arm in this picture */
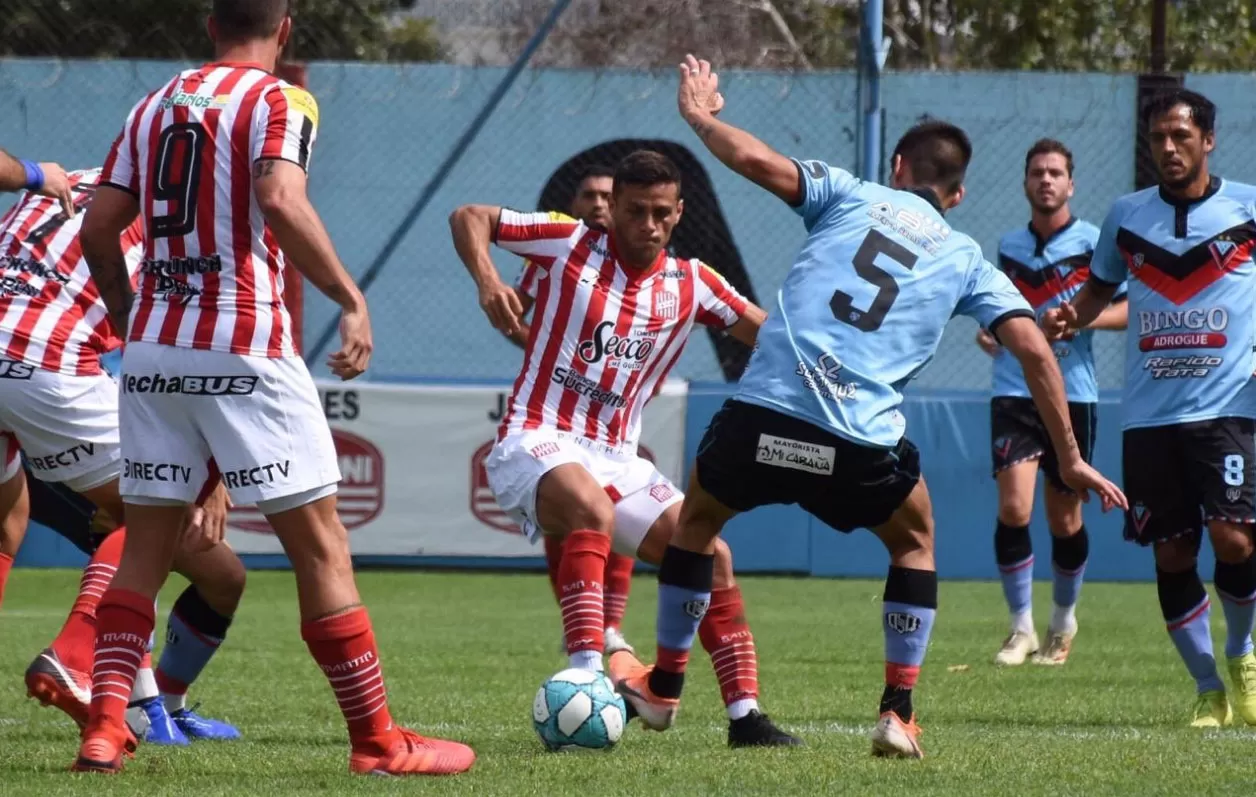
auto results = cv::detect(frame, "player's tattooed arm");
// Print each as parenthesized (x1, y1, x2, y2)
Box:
(253, 159, 364, 312)
(79, 185, 141, 336)
(677, 54, 802, 205)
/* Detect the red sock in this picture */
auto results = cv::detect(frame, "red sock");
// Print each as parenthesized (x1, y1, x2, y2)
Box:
(51, 530, 125, 674)
(88, 589, 155, 731)
(543, 534, 563, 602)
(698, 586, 759, 706)
(603, 553, 634, 629)
(301, 607, 397, 751)
(0, 552, 12, 611)
(559, 530, 611, 655)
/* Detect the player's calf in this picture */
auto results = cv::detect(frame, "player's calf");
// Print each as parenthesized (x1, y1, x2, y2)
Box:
(534, 464, 617, 672)
(1212, 529, 1256, 725)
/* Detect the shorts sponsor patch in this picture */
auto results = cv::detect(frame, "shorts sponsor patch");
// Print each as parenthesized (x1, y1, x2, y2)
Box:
(755, 434, 835, 476)
(0, 359, 34, 379)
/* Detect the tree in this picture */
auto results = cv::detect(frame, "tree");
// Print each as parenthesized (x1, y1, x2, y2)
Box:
(0, 0, 444, 62)
(485, 0, 1256, 72)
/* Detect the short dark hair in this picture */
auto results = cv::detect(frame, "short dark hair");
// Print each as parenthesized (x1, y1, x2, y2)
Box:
(891, 121, 972, 195)
(1142, 88, 1216, 134)
(212, 0, 290, 42)
(1024, 139, 1073, 177)
(613, 150, 682, 195)
(576, 163, 615, 186)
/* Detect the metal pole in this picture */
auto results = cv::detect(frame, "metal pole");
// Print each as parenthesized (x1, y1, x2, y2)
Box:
(861, 0, 887, 183)
(306, 0, 574, 363)
(1151, 0, 1167, 73)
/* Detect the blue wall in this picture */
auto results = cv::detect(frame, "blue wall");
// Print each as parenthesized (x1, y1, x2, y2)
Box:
(4, 61, 1245, 579)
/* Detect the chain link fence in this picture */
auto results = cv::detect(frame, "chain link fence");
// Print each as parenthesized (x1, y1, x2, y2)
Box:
(0, 0, 1147, 391)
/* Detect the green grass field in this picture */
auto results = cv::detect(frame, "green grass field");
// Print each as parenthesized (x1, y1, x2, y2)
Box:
(2, 569, 1255, 796)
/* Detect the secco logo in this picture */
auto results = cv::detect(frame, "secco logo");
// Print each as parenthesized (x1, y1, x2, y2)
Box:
(469, 440, 658, 535)
(228, 430, 384, 533)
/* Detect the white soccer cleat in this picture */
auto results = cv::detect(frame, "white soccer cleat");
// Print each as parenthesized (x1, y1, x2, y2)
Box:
(994, 630, 1039, 666)
(1032, 627, 1076, 666)
(604, 626, 634, 656)
(870, 711, 924, 759)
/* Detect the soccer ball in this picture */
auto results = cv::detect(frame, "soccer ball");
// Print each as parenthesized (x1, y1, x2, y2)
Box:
(532, 668, 627, 751)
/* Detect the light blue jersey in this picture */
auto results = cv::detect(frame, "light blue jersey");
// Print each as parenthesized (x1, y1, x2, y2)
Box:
(1091, 177, 1256, 429)
(990, 220, 1126, 403)
(736, 161, 1033, 449)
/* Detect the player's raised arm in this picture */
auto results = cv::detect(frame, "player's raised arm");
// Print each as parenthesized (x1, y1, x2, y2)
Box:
(80, 186, 141, 338)
(677, 55, 802, 206)
(0, 149, 74, 217)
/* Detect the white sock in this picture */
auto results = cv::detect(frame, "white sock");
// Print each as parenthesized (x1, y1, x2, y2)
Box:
(163, 692, 188, 712)
(1050, 604, 1077, 634)
(569, 650, 603, 672)
(130, 666, 159, 704)
(727, 698, 759, 721)
(1011, 610, 1035, 635)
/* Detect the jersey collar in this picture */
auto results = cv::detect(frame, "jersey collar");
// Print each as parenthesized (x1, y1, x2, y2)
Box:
(1027, 216, 1077, 257)
(605, 233, 667, 281)
(1158, 174, 1222, 208)
(905, 187, 945, 215)
(1159, 175, 1222, 238)
(202, 61, 273, 75)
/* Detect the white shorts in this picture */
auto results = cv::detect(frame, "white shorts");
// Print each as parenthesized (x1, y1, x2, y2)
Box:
(484, 429, 683, 556)
(118, 342, 340, 509)
(0, 359, 122, 492)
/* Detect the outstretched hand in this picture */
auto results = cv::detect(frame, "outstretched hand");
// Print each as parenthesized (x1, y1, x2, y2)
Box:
(677, 54, 725, 122)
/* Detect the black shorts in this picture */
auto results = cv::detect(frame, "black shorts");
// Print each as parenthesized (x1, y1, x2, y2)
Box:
(694, 399, 921, 533)
(990, 397, 1096, 493)
(1122, 417, 1256, 546)
(23, 459, 103, 556)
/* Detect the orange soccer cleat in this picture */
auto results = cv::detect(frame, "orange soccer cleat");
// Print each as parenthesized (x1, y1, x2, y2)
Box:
(870, 711, 924, 759)
(70, 722, 134, 774)
(348, 728, 476, 776)
(608, 649, 679, 731)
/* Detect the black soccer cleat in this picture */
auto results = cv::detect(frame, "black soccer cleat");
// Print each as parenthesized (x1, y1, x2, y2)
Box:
(727, 710, 803, 748)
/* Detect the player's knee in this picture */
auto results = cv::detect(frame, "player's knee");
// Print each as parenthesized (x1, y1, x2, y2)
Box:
(210, 551, 247, 611)
(1044, 497, 1082, 537)
(1153, 537, 1198, 572)
(711, 537, 735, 589)
(1209, 521, 1255, 563)
(996, 493, 1033, 528)
(565, 498, 616, 536)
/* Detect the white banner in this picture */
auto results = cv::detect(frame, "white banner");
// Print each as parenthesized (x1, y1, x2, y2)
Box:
(225, 381, 688, 557)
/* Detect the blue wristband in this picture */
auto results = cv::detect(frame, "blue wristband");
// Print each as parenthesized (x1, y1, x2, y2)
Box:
(20, 160, 44, 191)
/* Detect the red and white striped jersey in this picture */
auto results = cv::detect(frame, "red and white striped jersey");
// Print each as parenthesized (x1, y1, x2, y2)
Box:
(101, 62, 320, 358)
(495, 209, 749, 452)
(0, 169, 144, 376)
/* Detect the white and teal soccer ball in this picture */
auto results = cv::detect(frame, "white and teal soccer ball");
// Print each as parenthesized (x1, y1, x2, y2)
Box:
(532, 668, 627, 751)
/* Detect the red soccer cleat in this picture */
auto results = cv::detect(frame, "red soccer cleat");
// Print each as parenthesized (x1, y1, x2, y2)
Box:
(348, 728, 475, 776)
(70, 723, 132, 774)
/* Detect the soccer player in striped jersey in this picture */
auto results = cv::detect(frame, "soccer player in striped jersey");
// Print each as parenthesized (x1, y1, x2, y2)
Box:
(612, 55, 1125, 760)
(0, 169, 246, 747)
(73, 0, 474, 777)
(502, 163, 639, 657)
(976, 139, 1128, 667)
(452, 149, 801, 747)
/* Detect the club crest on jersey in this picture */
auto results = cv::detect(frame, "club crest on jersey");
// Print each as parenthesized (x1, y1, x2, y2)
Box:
(652, 290, 679, 320)
(1210, 238, 1240, 271)
(1227, 487, 1243, 503)
(1130, 252, 1145, 270)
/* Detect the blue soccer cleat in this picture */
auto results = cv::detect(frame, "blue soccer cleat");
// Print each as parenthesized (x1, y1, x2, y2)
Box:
(171, 704, 241, 741)
(138, 697, 190, 746)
